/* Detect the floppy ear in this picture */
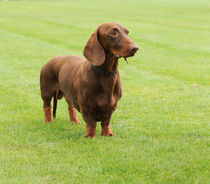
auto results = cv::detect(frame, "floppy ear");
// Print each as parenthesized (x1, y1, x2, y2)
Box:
(83, 29, 105, 66)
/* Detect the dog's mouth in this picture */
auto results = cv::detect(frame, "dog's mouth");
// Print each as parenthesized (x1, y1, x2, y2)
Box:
(124, 51, 138, 63)
(115, 54, 136, 64)
(124, 57, 129, 63)
(114, 44, 138, 63)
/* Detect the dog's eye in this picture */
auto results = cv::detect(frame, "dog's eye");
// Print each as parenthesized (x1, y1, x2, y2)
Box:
(125, 29, 129, 34)
(110, 29, 117, 36)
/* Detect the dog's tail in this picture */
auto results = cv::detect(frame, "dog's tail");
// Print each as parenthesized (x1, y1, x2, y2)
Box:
(53, 92, 57, 118)
(53, 90, 63, 118)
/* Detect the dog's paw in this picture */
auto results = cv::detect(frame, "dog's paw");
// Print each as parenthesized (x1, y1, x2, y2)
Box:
(84, 133, 96, 138)
(101, 125, 115, 136)
(101, 131, 116, 136)
(44, 119, 52, 123)
(71, 120, 80, 124)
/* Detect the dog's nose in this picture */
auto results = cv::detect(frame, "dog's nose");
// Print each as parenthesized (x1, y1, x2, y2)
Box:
(130, 44, 139, 53)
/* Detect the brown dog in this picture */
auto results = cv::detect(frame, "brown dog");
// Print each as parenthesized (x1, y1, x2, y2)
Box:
(40, 22, 138, 137)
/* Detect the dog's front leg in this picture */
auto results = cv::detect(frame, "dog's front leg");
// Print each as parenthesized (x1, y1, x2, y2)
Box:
(80, 106, 97, 138)
(101, 112, 115, 136)
(43, 106, 52, 123)
(85, 122, 97, 138)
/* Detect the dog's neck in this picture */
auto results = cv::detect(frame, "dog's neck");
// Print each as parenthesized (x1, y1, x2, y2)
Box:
(101, 52, 118, 74)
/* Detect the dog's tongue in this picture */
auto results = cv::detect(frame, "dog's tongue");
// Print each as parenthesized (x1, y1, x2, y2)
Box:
(124, 57, 129, 63)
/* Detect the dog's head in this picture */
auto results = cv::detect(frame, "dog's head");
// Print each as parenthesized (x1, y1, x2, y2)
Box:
(83, 22, 138, 66)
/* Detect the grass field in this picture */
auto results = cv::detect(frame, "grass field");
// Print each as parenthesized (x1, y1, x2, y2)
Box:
(0, 0, 209, 183)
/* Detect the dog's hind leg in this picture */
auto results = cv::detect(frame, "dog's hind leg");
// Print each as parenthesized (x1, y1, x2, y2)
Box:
(42, 96, 53, 123)
(40, 83, 57, 123)
(41, 89, 56, 123)
(64, 96, 80, 124)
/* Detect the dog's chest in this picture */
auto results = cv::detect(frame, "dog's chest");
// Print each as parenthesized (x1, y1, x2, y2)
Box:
(87, 90, 119, 121)
(76, 72, 122, 121)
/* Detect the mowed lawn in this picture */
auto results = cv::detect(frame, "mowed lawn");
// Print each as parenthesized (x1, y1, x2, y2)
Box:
(0, 0, 209, 183)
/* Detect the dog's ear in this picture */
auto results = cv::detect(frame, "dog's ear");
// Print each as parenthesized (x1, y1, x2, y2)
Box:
(83, 29, 105, 66)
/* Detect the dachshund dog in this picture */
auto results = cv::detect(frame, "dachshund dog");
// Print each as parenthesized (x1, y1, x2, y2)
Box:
(40, 22, 138, 137)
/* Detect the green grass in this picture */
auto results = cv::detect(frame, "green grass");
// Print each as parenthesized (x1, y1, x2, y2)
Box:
(0, 0, 209, 183)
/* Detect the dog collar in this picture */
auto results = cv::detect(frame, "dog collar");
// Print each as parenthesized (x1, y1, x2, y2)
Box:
(90, 64, 117, 76)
